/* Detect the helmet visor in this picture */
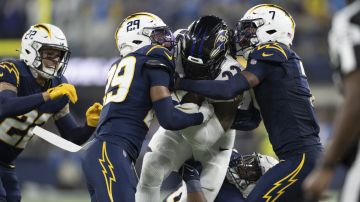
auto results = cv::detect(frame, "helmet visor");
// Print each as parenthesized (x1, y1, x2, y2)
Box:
(235, 19, 264, 53)
(143, 26, 175, 51)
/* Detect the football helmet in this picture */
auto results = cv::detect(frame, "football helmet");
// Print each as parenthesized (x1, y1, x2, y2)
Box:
(226, 151, 279, 197)
(181, 15, 230, 80)
(115, 12, 175, 57)
(235, 4, 295, 58)
(20, 23, 70, 79)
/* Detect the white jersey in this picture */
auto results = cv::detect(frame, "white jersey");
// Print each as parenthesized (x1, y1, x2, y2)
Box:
(139, 55, 245, 202)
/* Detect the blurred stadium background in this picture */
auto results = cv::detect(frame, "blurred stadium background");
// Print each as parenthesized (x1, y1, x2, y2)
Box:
(0, 0, 348, 201)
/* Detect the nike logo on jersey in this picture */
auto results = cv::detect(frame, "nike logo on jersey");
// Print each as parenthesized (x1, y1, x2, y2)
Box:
(164, 51, 173, 61)
(262, 52, 274, 57)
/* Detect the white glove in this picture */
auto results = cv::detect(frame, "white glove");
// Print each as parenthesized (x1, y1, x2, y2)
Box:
(199, 100, 214, 123)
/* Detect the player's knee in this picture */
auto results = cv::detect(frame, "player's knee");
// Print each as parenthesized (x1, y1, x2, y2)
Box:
(140, 152, 172, 186)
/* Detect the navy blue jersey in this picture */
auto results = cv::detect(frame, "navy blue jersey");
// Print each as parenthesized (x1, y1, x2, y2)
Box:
(245, 43, 322, 159)
(96, 45, 175, 161)
(0, 59, 68, 164)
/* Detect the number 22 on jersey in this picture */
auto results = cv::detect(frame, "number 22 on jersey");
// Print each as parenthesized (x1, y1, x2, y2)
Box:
(103, 56, 136, 105)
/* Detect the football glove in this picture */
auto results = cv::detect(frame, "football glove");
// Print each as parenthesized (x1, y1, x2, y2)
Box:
(47, 83, 78, 104)
(179, 159, 203, 182)
(86, 102, 103, 127)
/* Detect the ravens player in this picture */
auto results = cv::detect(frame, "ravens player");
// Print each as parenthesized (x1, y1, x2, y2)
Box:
(176, 4, 322, 201)
(81, 12, 213, 202)
(136, 15, 258, 202)
(0, 23, 101, 202)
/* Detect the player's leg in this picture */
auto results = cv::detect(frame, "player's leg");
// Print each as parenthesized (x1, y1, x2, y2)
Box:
(181, 115, 225, 150)
(82, 138, 137, 202)
(193, 129, 235, 202)
(341, 141, 360, 202)
(215, 181, 246, 202)
(136, 127, 192, 202)
(245, 151, 319, 202)
(0, 166, 21, 202)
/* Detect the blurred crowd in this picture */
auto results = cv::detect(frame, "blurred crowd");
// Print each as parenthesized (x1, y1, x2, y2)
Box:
(0, 0, 349, 82)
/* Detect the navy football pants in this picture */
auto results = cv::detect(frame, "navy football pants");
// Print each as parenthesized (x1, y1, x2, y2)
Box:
(0, 164, 21, 202)
(81, 139, 138, 202)
(246, 152, 319, 202)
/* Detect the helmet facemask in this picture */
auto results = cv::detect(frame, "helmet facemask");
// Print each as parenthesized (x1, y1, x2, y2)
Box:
(227, 153, 263, 191)
(234, 19, 264, 57)
(31, 43, 70, 79)
(144, 26, 176, 51)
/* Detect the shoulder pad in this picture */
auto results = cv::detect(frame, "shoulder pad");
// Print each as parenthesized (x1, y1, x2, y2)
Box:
(249, 43, 290, 63)
(144, 45, 175, 73)
(144, 59, 173, 75)
(0, 60, 20, 87)
(145, 45, 174, 60)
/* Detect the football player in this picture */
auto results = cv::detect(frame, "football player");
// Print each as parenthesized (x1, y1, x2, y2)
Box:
(0, 23, 101, 202)
(136, 15, 259, 202)
(303, 1, 360, 202)
(80, 12, 213, 202)
(176, 4, 323, 201)
(165, 152, 279, 202)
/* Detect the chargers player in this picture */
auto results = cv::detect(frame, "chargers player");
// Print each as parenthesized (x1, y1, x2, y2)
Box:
(81, 12, 213, 202)
(0, 23, 101, 202)
(177, 4, 323, 201)
(165, 152, 279, 202)
(136, 15, 258, 202)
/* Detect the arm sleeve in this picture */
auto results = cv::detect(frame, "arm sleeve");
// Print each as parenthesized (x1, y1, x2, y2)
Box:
(55, 114, 95, 145)
(153, 96, 203, 130)
(144, 66, 171, 87)
(146, 67, 203, 130)
(244, 59, 271, 81)
(179, 73, 250, 100)
(0, 90, 45, 119)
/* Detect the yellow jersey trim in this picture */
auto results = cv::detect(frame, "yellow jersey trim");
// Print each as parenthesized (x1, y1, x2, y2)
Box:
(0, 62, 20, 87)
(257, 43, 288, 60)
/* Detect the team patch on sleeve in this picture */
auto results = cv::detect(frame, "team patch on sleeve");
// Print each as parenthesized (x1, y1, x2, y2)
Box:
(250, 42, 289, 63)
(0, 61, 20, 87)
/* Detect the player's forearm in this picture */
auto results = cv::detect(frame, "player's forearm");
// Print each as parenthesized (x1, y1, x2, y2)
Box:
(153, 96, 203, 130)
(178, 73, 249, 100)
(322, 97, 360, 168)
(186, 180, 207, 202)
(55, 114, 95, 145)
(0, 90, 45, 119)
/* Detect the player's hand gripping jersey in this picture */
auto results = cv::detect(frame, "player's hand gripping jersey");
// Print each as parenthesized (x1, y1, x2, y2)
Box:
(136, 15, 261, 202)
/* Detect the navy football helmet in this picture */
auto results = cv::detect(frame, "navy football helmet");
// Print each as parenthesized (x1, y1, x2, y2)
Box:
(181, 15, 230, 80)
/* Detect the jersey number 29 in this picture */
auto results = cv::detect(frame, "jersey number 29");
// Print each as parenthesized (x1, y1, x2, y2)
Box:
(103, 56, 136, 105)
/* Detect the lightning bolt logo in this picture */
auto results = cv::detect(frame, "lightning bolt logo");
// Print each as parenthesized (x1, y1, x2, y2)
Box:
(262, 154, 305, 202)
(99, 141, 116, 202)
(257, 43, 288, 60)
(0, 62, 20, 86)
